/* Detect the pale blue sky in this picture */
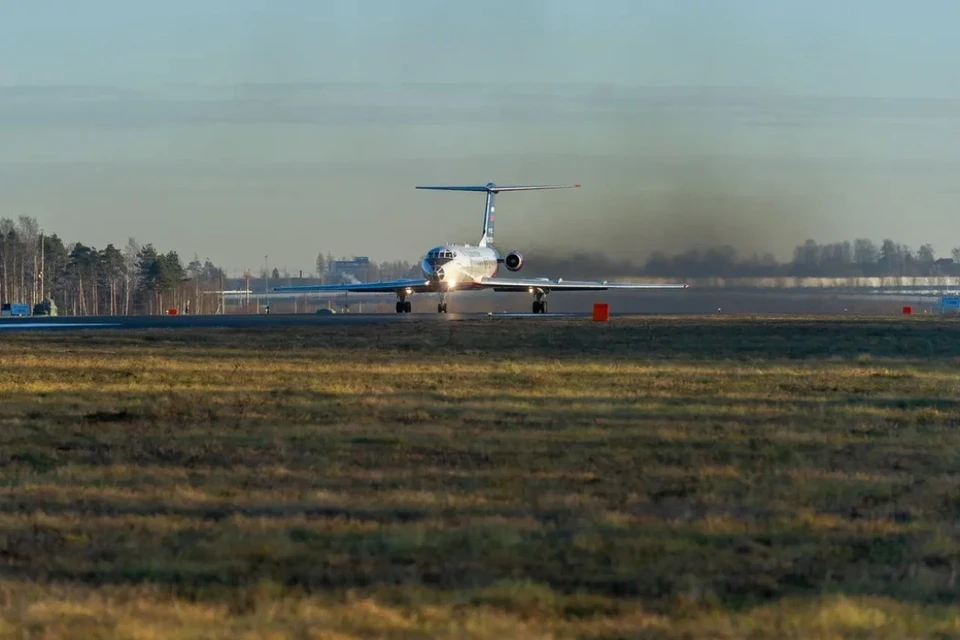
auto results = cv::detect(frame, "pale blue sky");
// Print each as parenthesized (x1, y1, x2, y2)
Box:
(2, 0, 959, 273)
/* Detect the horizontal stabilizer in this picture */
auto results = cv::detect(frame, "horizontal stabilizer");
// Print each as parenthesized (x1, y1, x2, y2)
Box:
(415, 182, 579, 248)
(416, 183, 579, 194)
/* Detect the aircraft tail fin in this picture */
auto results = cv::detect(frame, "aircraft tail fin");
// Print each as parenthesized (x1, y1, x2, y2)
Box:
(415, 182, 580, 248)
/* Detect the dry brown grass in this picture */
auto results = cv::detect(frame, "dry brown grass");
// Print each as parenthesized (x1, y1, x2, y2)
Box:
(2, 314, 960, 638)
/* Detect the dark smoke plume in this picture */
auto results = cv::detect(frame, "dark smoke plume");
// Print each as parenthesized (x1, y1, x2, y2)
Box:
(497, 158, 833, 279)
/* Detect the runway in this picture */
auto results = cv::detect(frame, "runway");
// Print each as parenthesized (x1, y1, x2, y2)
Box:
(0, 311, 591, 332)
(0, 288, 942, 332)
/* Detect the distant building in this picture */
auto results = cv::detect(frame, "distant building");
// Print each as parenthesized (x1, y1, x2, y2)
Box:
(332, 257, 370, 274)
(934, 258, 957, 275)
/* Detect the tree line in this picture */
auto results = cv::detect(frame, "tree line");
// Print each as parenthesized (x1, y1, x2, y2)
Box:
(525, 238, 960, 280)
(0, 216, 227, 315)
(643, 238, 960, 278)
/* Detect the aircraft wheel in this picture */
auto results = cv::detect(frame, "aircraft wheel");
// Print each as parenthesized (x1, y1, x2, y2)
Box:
(532, 301, 541, 314)
(404, 301, 412, 313)
(442, 303, 448, 313)
(396, 301, 404, 313)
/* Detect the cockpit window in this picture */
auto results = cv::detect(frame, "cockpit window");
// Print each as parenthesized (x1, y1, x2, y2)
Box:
(425, 249, 455, 267)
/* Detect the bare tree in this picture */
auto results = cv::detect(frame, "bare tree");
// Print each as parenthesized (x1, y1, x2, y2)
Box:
(123, 237, 140, 314)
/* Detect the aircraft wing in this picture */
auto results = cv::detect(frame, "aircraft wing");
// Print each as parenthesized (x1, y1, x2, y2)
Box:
(274, 278, 433, 294)
(478, 277, 690, 292)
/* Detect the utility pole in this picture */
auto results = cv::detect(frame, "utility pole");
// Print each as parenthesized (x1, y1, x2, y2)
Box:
(38, 230, 44, 304)
(243, 269, 251, 312)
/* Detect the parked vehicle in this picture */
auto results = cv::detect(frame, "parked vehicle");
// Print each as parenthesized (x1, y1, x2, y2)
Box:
(0, 302, 31, 317)
(32, 299, 58, 316)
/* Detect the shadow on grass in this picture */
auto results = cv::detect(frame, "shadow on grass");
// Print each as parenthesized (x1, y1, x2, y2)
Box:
(4, 381, 960, 478)
(4, 316, 960, 618)
(2, 399, 959, 611)
(5, 316, 960, 361)
(2, 515, 959, 612)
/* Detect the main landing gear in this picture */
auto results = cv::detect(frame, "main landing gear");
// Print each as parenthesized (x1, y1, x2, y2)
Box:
(395, 290, 448, 314)
(532, 291, 548, 314)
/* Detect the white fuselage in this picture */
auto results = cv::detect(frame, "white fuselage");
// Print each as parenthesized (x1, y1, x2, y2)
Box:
(420, 244, 499, 289)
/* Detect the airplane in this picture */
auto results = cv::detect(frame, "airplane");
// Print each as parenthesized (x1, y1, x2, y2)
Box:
(274, 183, 689, 314)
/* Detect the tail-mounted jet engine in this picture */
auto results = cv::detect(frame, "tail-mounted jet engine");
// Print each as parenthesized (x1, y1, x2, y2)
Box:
(504, 251, 524, 272)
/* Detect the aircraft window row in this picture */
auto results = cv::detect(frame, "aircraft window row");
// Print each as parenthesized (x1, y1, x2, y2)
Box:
(428, 250, 457, 259)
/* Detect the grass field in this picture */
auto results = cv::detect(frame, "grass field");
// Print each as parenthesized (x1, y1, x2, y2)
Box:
(3, 315, 960, 638)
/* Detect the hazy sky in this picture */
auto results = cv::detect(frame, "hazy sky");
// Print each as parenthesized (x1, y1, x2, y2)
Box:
(2, 0, 960, 274)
